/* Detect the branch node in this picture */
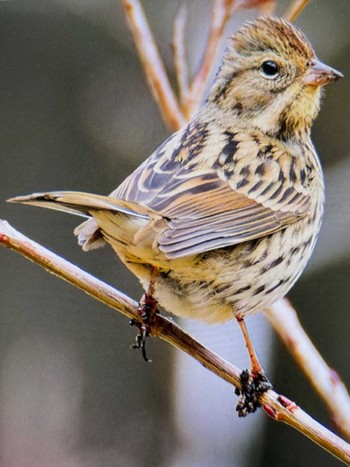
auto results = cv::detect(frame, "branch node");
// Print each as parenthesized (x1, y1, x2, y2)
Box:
(262, 403, 278, 419)
(0, 233, 9, 243)
(278, 395, 299, 413)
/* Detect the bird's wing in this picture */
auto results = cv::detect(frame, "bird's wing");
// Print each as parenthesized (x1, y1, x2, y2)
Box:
(113, 125, 312, 258)
(10, 125, 312, 259)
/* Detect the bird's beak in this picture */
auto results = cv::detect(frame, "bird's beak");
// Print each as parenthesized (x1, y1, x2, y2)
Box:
(303, 59, 343, 86)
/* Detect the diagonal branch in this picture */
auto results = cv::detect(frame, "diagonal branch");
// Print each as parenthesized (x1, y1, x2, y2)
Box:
(265, 300, 350, 440)
(122, 0, 185, 131)
(183, 0, 240, 117)
(0, 219, 350, 464)
(283, 0, 310, 22)
(183, 0, 278, 117)
(172, 3, 189, 109)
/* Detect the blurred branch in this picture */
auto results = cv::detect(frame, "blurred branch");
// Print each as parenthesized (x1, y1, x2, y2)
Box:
(184, 0, 279, 116)
(172, 4, 189, 107)
(182, 0, 240, 117)
(121, 0, 185, 131)
(283, 0, 310, 21)
(265, 300, 350, 440)
(1, 219, 350, 464)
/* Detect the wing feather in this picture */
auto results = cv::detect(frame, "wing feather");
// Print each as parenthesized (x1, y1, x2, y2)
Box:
(110, 123, 312, 258)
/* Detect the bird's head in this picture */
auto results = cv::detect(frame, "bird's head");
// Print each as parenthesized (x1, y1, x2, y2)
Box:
(208, 16, 343, 140)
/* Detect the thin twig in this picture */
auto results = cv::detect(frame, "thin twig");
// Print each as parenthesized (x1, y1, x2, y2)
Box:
(184, 0, 278, 117)
(184, 0, 239, 117)
(122, 0, 185, 131)
(173, 3, 189, 110)
(0, 219, 350, 464)
(283, 0, 310, 21)
(265, 300, 350, 440)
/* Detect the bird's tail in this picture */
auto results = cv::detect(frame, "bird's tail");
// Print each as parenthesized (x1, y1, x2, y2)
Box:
(8, 191, 153, 251)
(8, 191, 151, 219)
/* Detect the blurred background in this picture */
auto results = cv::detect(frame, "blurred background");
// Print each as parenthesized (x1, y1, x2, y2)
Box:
(1, 1, 349, 466)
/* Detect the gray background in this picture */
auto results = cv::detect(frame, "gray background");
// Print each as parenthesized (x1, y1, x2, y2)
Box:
(1, 1, 349, 466)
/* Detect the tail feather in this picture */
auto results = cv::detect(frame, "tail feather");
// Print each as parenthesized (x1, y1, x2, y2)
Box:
(8, 191, 151, 219)
(8, 190, 155, 252)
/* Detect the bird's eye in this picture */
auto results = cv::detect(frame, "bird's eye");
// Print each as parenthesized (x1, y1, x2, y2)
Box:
(260, 61, 279, 78)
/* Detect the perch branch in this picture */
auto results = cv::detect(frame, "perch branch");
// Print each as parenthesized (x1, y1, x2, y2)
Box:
(265, 300, 350, 440)
(0, 219, 350, 464)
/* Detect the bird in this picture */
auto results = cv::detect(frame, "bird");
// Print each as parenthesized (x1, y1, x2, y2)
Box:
(9, 16, 342, 413)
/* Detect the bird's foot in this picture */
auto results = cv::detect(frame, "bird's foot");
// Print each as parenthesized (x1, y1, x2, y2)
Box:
(129, 292, 160, 362)
(235, 369, 273, 417)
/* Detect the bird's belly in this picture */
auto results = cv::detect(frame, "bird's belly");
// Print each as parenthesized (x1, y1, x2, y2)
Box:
(116, 217, 320, 324)
(151, 222, 318, 323)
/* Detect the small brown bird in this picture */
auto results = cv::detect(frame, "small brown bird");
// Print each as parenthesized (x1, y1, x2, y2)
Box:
(9, 16, 342, 410)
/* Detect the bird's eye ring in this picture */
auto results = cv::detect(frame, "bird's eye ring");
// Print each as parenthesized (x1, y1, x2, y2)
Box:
(260, 61, 280, 79)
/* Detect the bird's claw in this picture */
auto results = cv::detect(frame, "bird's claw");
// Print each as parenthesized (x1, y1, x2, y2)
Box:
(129, 292, 159, 362)
(235, 369, 273, 417)
(130, 319, 152, 362)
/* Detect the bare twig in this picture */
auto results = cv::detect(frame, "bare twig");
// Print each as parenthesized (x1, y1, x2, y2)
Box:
(1, 219, 350, 464)
(173, 4, 189, 110)
(265, 300, 350, 440)
(283, 0, 310, 21)
(184, 0, 279, 116)
(122, 0, 185, 131)
(184, 0, 239, 117)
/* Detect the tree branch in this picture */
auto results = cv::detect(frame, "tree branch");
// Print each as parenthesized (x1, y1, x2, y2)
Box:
(265, 300, 350, 440)
(183, 0, 239, 117)
(283, 0, 310, 22)
(172, 4, 189, 110)
(121, 0, 185, 131)
(1, 219, 350, 464)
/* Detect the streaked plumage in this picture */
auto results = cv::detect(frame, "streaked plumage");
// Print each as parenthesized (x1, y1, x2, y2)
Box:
(10, 17, 342, 326)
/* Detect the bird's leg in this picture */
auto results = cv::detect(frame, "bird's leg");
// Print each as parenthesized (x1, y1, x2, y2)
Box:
(139, 267, 159, 322)
(236, 314, 264, 376)
(130, 267, 159, 362)
(235, 314, 272, 417)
